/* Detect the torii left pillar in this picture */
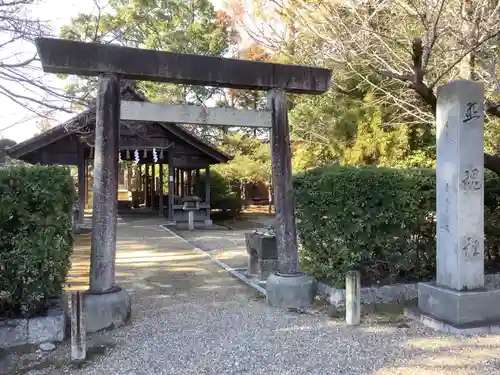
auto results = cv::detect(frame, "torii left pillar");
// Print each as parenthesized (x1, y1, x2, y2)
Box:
(86, 73, 131, 333)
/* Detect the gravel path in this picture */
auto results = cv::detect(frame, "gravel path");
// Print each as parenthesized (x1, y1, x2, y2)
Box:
(7, 217, 500, 375)
(173, 227, 249, 270)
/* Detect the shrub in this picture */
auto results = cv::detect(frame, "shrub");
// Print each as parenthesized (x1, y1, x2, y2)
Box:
(199, 170, 243, 218)
(294, 165, 500, 288)
(212, 193, 244, 218)
(0, 165, 76, 318)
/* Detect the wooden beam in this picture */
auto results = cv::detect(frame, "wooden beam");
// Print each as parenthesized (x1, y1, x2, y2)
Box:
(35, 38, 332, 94)
(121, 101, 272, 128)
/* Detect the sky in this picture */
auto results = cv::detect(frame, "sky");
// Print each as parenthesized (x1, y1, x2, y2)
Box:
(0, 0, 227, 143)
(0, 0, 98, 142)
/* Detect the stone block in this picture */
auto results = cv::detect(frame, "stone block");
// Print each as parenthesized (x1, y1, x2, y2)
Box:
(28, 302, 65, 344)
(0, 299, 65, 349)
(418, 282, 500, 325)
(245, 232, 278, 281)
(0, 319, 28, 349)
(266, 272, 316, 310)
(258, 259, 279, 280)
(84, 287, 131, 333)
(405, 307, 493, 335)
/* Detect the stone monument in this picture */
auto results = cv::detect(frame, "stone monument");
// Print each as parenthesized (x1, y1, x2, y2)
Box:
(415, 80, 500, 332)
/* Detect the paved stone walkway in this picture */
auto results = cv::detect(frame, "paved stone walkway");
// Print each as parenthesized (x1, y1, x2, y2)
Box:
(6, 216, 500, 375)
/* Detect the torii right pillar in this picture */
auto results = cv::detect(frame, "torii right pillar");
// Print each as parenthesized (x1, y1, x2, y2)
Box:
(413, 80, 500, 333)
(265, 88, 315, 310)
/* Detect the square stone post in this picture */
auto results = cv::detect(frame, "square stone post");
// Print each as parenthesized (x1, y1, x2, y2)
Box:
(417, 80, 500, 329)
(437, 81, 484, 290)
(89, 73, 120, 293)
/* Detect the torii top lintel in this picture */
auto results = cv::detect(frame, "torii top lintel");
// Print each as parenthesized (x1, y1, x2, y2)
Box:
(35, 38, 332, 94)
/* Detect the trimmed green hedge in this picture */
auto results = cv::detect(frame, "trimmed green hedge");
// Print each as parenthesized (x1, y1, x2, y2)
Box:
(294, 166, 500, 288)
(0, 165, 76, 318)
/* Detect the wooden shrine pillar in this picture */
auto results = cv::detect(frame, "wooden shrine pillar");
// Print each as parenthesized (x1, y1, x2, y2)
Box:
(135, 164, 141, 190)
(89, 73, 120, 293)
(268, 88, 298, 275)
(180, 169, 185, 197)
(144, 164, 149, 206)
(205, 166, 211, 204)
(77, 143, 85, 224)
(195, 169, 200, 196)
(151, 163, 156, 210)
(126, 163, 132, 189)
(159, 163, 164, 217)
(176, 169, 180, 196)
(168, 152, 175, 221)
(173, 168, 177, 196)
(84, 159, 89, 209)
(187, 169, 192, 196)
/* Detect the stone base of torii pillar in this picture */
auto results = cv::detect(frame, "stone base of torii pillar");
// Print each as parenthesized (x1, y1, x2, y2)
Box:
(405, 80, 500, 334)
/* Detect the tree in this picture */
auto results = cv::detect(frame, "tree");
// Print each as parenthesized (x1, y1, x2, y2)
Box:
(215, 132, 272, 208)
(0, 0, 85, 120)
(255, 0, 500, 174)
(60, 0, 235, 105)
(0, 138, 16, 164)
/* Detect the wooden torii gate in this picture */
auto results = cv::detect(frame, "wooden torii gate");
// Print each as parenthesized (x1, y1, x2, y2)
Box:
(36, 38, 331, 320)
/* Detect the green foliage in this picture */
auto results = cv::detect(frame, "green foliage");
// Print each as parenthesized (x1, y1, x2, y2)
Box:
(215, 133, 271, 183)
(289, 87, 435, 171)
(199, 170, 243, 217)
(294, 165, 500, 288)
(295, 166, 436, 287)
(60, 0, 232, 105)
(0, 166, 76, 318)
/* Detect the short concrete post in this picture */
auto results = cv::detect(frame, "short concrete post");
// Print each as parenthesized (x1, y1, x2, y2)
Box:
(70, 291, 86, 362)
(188, 210, 194, 231)
(346, 270, 361, 326)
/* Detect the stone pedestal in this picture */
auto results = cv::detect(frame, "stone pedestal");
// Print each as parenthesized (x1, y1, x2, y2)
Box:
(245, 231, 278, 281)
(266, 272, 316, 310)
(84, 288, 131, 333)
(415, 80, 500, 330)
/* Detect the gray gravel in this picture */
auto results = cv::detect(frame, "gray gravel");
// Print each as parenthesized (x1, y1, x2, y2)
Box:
(9, 217, 500, 375)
